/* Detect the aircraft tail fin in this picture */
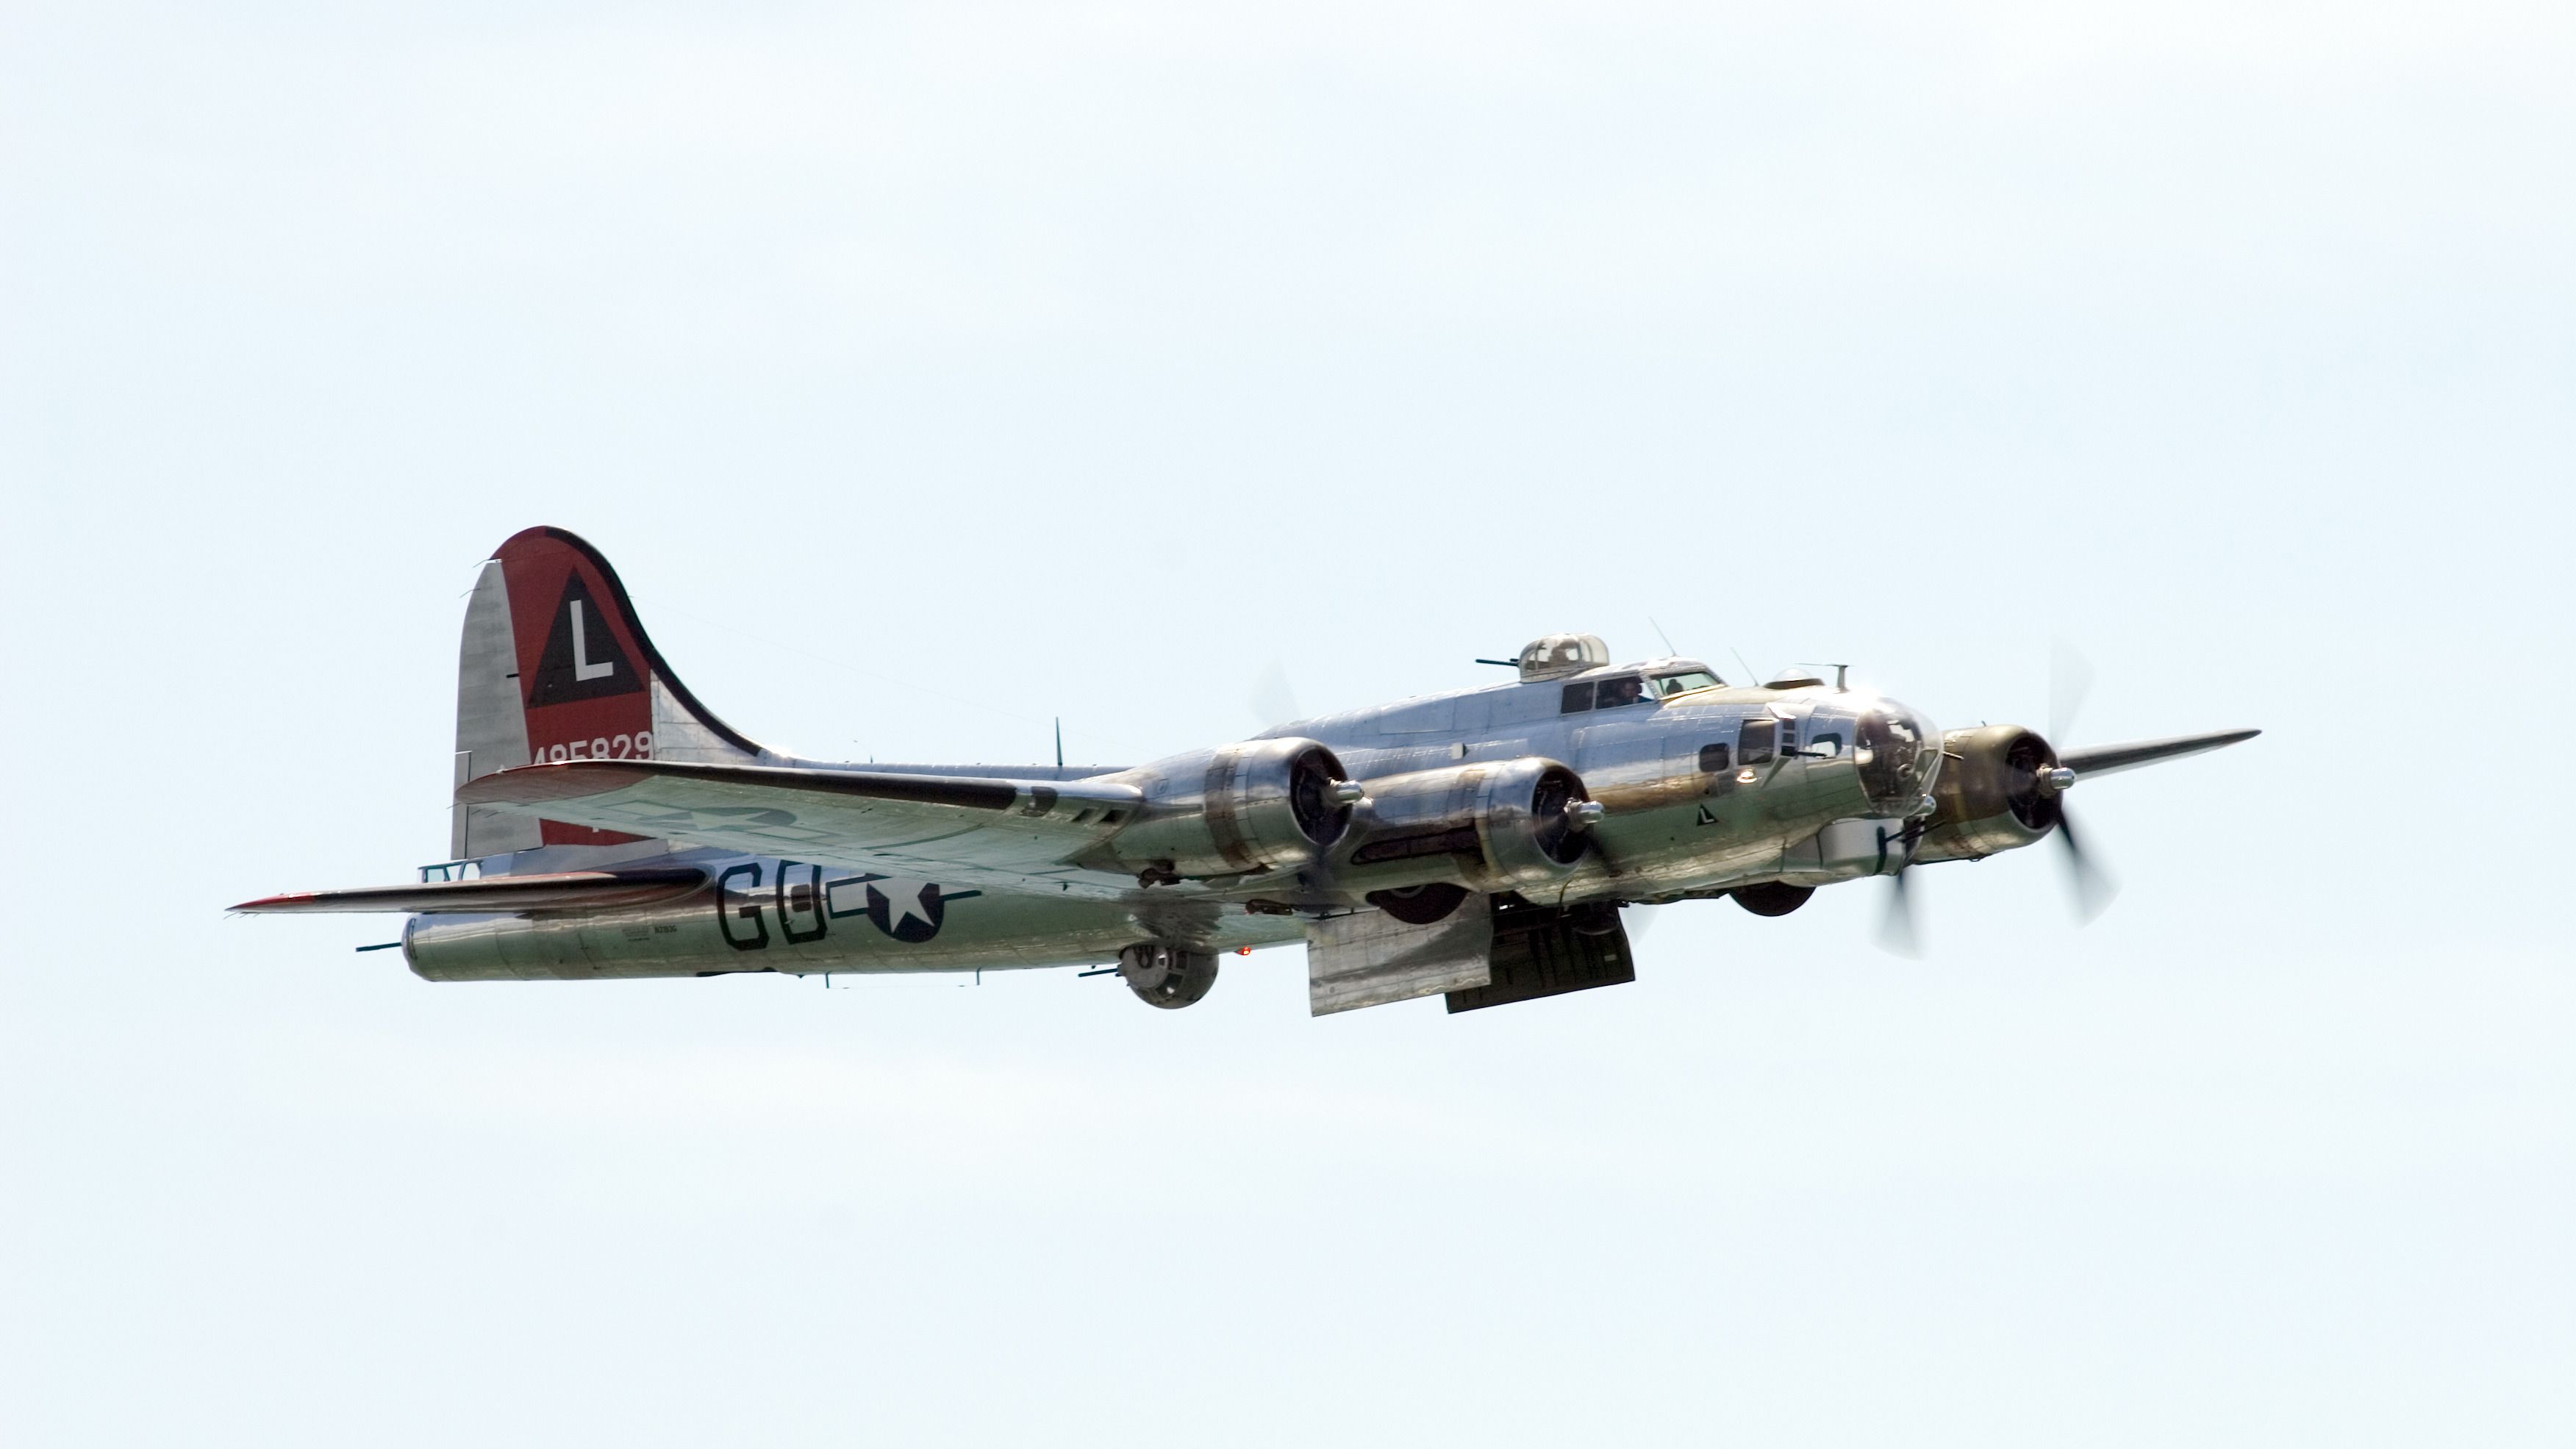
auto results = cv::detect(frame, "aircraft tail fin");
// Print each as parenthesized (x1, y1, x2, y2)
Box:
(451, 526, 764, 858)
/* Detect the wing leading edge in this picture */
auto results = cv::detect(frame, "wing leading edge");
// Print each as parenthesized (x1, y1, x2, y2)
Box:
(232, 867, 709, 915)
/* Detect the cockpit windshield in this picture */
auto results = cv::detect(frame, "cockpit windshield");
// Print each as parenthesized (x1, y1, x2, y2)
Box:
(1649, 670, 1722, 698)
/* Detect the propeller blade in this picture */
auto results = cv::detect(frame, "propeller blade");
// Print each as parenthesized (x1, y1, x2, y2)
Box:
(1249, 661, 1303, 731)
(1876, 868, 1921, 957)
(2049, 638, 2095, 745)
(2059, 728, 2261, 779)
(2054, 805, 2119, 923)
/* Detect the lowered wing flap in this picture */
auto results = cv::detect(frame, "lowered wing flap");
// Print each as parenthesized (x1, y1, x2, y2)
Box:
(1306, 898, 1496, 1015)
(232, 867, 709, 915)
(2060, 727, 2260, 779)
(453, 759, 1144, 884)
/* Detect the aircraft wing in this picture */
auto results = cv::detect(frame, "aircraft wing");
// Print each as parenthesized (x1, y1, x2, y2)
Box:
(232, 868, 709, 915)
(454, 759, 1142, 887)
(2060, 727, 2260, 779)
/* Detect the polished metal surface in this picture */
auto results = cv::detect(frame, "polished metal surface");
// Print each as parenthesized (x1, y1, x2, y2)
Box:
(1304, 895, 1494, 1016)
(240, 534, 2263, 1013)
(450, 560, 540, 859)
(1085, 737, 1352, 881)
(1331, 756, 1589, 895)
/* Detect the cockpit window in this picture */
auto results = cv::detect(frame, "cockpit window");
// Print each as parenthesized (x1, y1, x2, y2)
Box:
(1560, 675, 1647, 714)
(1650, 670, 1720, 698)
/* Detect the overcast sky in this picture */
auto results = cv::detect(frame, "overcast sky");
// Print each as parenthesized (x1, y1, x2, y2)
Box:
(4, 2, 2572, 1444)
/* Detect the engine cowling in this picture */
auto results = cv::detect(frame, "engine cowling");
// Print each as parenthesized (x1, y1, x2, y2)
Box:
(1912, 724, 2065, 862)
(1335, 757, 1594, 893)
(1090, 737, 1355, 880)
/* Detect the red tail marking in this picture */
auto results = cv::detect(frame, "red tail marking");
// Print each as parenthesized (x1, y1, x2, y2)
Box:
(495, 528, 657, 845)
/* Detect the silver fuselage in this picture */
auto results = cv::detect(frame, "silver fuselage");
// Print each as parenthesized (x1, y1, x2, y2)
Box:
(406, 662, 1935, 981)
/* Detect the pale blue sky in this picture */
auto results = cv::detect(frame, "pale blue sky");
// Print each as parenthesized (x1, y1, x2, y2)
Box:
(4, 3, 2570, 1444)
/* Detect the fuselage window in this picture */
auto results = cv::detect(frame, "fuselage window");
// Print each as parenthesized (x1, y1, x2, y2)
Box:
(1561, 682, 1595, 714)
(1697, 743, 1731, 773)
(1806, 732, 1843, 757)
(1739, 717, 1776, 765)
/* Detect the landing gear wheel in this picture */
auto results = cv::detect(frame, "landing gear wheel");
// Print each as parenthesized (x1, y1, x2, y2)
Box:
(1118, 943, 1218, 1009)
(1732, 882, 1815, 917)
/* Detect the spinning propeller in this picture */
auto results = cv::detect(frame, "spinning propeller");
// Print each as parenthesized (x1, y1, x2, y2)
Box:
(1877, 642, 2119, 956)
(2042, 638, 2121, 925)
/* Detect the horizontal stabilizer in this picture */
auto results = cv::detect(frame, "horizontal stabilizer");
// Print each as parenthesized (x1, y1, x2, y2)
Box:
(454, 759, 1145, 885)
(2061, 728, 2260, 779)
(232, 867, 708, 915)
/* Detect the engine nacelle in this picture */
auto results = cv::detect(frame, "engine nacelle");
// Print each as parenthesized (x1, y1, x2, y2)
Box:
(1912, 724, 2064, 863)
(1334, 757, 1594, 893)
(1090, 737, 1355, 880)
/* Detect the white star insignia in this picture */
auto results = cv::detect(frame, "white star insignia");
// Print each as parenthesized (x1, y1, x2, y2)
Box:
(873, 879, 937, 931)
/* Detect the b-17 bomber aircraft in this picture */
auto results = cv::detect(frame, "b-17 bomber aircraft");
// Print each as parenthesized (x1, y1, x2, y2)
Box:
(235, 527, 2259, 1016)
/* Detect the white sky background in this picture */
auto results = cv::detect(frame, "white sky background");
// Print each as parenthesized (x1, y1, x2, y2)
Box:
(3, 1, 2571, 1442)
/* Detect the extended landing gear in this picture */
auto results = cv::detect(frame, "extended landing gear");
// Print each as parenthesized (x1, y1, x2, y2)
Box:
(1118, 942, 1218, 1009)
(1732, 881, 1815, 917)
